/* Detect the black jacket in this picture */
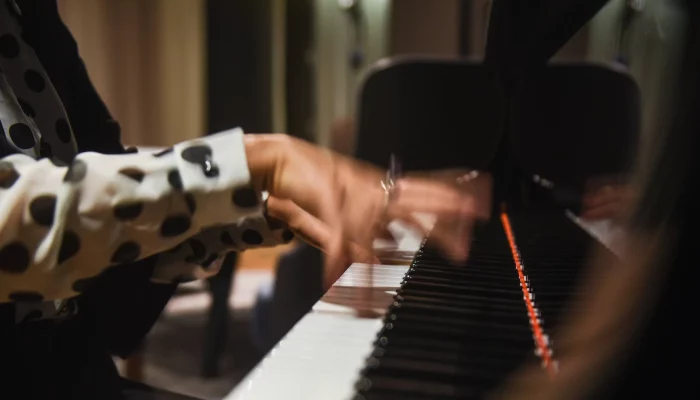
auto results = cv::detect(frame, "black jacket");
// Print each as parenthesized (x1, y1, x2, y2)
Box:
(12, 0, 176, 359)
(0, 2, 178, 397)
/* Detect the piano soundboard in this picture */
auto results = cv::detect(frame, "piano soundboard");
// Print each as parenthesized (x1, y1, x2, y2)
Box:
(225, 212, 623, 400)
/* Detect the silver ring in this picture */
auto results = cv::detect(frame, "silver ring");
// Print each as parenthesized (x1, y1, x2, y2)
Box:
(381, 172, 396, 217)
(380, 174, 396, 209)
(379, 172, 396, 223)
(456, 170, 480, 184)
(380, 154, 401, 223)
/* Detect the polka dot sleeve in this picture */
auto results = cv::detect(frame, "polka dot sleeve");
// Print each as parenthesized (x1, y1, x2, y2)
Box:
(150, 214, 294, 284)
(0, 128, 283, 302)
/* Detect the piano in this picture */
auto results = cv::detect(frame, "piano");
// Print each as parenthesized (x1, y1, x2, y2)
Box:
(226, 0, 662, 397)
(225, 212, 623, 400)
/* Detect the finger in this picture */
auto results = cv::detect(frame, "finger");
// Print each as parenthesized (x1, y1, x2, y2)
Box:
(429, 218, 474, 262)
(375, 226, 397, 241)
(268, 197, 372, 289)
(395, 179, 471, 215)
(266, 196, 325, 248)
(348, 183, 385, 257)
(323, 163, 350, 287)
(391, 179, 489, 221)
(400, 212, 474, 262)
(266, 196, 376, 263)
(382, 178, 484, 261)
(270, 144, 345, 240)
(582, 186, 624, 208)
(580, 201, 622, 220)
(581, 199, 621, 217)
(324, 227, 348, 289)
(326, 162, 372, 288)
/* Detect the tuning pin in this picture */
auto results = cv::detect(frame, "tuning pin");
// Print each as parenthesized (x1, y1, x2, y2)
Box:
(354, 377, 372, 392)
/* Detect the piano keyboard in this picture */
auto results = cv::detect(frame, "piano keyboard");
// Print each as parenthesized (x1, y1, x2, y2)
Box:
(225, 213, 622, 400)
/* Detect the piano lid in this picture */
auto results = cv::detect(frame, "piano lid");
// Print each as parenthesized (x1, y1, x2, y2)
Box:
(482, 0, 621, 211)
(484, 0, 611, 73)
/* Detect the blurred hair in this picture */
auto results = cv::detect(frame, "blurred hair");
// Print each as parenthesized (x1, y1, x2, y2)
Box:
(489, 2, 698, 398)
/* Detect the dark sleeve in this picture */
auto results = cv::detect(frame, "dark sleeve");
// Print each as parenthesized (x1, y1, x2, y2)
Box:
(75, 260, 176, 358)
(19, 0, 123, 155)
(18, 0, 173, 357)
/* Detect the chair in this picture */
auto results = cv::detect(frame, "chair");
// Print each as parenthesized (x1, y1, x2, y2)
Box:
(200, 253, 237, 377)
(354, 57, 505, 172)
(354, 58, 640, 213)
(248, 57, 507, 353)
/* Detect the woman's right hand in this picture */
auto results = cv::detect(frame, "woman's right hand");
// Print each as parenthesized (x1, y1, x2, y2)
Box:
(580, 183, 636, 222)
(244, 134, 490, 286)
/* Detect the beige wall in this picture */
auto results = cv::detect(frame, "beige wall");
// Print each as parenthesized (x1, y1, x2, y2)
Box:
(57, 0, 206, 147)
(313, 0, 391, 147)
(390, 0, 461, 56)
(468, 0, 491, 57)
(271, 0, 288, 134)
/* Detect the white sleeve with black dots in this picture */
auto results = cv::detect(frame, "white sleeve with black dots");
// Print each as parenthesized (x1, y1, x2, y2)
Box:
(150, 215, 295, 284)
(0, 128, 285, 302)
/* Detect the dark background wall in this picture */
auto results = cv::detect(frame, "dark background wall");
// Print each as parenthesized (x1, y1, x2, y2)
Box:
(206, 0, 273, 134)
(285, 0, 315, 141)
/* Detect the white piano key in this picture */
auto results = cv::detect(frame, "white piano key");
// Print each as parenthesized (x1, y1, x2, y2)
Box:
(224, 262, 408, 400)
(225, 310, 386, 400)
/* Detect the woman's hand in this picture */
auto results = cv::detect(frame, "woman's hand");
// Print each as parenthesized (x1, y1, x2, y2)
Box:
(245, 134, 489, 286)
(580, 183, 636, 221)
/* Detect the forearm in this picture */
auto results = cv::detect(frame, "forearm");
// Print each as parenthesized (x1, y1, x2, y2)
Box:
(0, 128, 284, 302)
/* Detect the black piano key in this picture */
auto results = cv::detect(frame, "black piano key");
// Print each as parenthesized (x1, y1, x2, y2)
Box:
(386, 303, 531, 327)
(406, 266, 522, 279)
(371, 333, 531, 358)
(355, 374, 480, 400)
(369, 343, 532, 366)
(354, 392, 457, 400)
(375, 320, 534, 345)
(399, 281, 525, 301)
(393, 294, 530, 315)
(360, 357, 509, 389)
(355, 212, 617, 400)
(401, 275, 524, 293)
(394, 290, 526, 307)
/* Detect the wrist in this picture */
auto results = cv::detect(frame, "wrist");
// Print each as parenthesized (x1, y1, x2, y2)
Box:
(243, 133, 286, 193)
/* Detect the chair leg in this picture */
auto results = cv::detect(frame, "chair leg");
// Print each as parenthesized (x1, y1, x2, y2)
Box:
(201, 252, 237, 378)
(251, 243, 324, 352)
(268, 243, 323, 345)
